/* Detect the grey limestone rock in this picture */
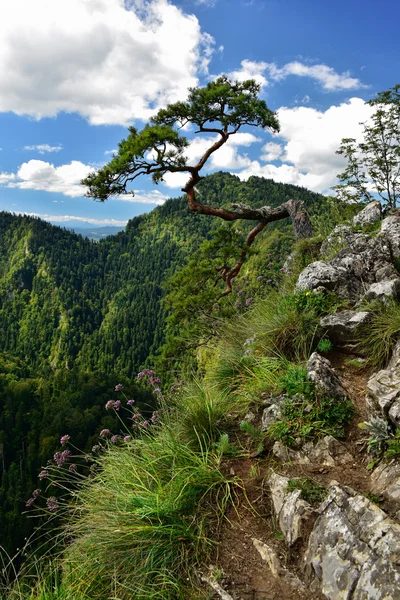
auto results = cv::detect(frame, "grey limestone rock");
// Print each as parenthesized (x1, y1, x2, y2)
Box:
(366, 364, 400, 428)
(320, 310, 371, 345)
(268, 473, 316, 546)
(307, 352, 348, 400)
(272, 436, 352, 467)
(371, 461, 400, 506)
(352, 200, 382, 227)
(381, 213, 400, 258)
(261, 403, 282, 431)
(305, 483, 400, 600)
(295, 260, 342, 293)
(363, 278, 400, 303)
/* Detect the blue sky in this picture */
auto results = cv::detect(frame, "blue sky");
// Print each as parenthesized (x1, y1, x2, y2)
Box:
(0, 0, 398, 229)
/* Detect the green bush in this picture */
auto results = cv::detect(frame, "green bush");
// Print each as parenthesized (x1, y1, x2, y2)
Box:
(267, 394, 354, 447)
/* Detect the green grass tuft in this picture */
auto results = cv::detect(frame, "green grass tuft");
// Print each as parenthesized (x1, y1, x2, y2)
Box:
(286, 478, 327, 505)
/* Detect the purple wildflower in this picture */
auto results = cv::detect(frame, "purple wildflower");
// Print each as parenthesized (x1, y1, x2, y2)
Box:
(266, 279, 272, 284)
(100, 429, 111, 438)
(245, 298, 253, 306)
(111, 435, 119, 444)
(113, 400, 121, 411)
(60, 434, 70, 446)
(115, 383, 123, 392)
(148, 377, 161, 386)
(132, 413, 142, 421)
(32, 489, 41, 498)
(144, 369, 155, 376)
(85, 454, 93, 462)
(105, 400, 115, 410)
(235, 300, 241, 308)
(257, 275, 263, 281)
(92, 444, 100, 452)
(151, 411, 159, 424)
(237, 289, 244, 296)
(141, 420, 149, 428)
(153, 388, 161, 394)
(39, 469, 49, 480)
(127, 398, 135, 406)
(26, 498, 35, 507)
(46, 496, 58, 512)
(137, 371, 144, 381)
(54, 449, 70, 466)
(123, 435, 132, 442)
(69, 463, 77, 473)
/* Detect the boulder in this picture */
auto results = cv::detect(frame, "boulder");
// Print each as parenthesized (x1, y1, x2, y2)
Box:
(295, 261, 342, 293)
(381, 213, 400, 258)
(268, 473, 316, 546)
(320, 311, 371, 345)
(320, 225, 356, 259)
(371, 461, 400, 506)
(261, 403, 282, 431)
(352, 200, 382, 227)
(366, 365, 400, 428)
(305, 483, 400, 600)
(363, 278, 400, 303)
(307, 352, 348, 400)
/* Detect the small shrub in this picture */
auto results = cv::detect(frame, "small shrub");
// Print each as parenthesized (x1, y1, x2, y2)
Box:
(385, 429, 400, 458)
(286, 478, 327, 505)
(317, 338, 333, 353)
(359, 418, 393, 456)
(278, 364, 314, 398)
(267, 395, 354, 447)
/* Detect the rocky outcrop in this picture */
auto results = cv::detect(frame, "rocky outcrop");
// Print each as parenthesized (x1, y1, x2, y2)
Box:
(295, 205, 400, 304)
(352, 200, 382, 227)
(305, 483, 400, 600)
(363, 278, 400, 303)
(366, 357, 400, 428)
(272, 436, 353, 467)
(371, 461, 400, 509)
(307, 352, 348, 400)
(320, 311, 371, 346)
(268, 473, 316, 546)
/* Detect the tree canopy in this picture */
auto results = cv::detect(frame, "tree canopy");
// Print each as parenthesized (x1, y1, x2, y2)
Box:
(335, 84, 400, 207)
(82, 77, 312, 296)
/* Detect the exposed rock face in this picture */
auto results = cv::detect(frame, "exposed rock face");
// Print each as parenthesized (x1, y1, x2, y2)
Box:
(307, 352, 348, 400)
(363, 278, 400, 303)
(352, 200, 382, 227)
(366, 360, 400, 428)
(261, 403, 282, 431)
(371, 462, 400, 507)
(268, 473, 316, 546)
(304, 483, 400, 600)
(381, 213, 400, 258)
(320, 311, 371, 346)
(272, 436, 353, 467)
(295, 206, 400, 303)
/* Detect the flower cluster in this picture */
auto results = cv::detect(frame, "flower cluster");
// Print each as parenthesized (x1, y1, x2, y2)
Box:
(39, 469, 49, 480)
(54, 449, 71, 466)
(105, 399, 121, 411)
(46, 496, 58, 512)
(60, 434, 70, 446)
(137, 369, 163, 396)
(115, 383, 123, 392)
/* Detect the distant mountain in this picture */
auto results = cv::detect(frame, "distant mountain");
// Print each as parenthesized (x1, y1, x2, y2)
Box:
(69, 225, 126, 240)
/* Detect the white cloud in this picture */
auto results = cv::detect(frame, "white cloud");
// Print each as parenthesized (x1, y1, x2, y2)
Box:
(104, 149, 118, 155)
(1, 159, 170, 203)
(238, 97, 374, 194)
(0, 0, 215, 125)
(260, 142, 283, 161)
(0, 172, 16, 183)
(223, 59, 365, 92)
(24, 144, 63, 154)
(5, 159, 93, 197)
(226, 59, 269, 87)
(13, 211, 128, 226)
(266, 61, 366, 91)
(162, 131, 260, 188)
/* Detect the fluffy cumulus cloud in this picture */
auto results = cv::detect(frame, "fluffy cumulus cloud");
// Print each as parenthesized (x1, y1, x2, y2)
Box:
(238, 98, 374, 194)
(0, 159, 170, 203)
(24, 144, 63, 154)
(162, 131, 260, 188)
(224, 60, 365, 92)
(0, 0, 215, 125)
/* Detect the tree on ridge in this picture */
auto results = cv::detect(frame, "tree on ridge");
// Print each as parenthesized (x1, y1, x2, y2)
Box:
(82, 77, 313, 297)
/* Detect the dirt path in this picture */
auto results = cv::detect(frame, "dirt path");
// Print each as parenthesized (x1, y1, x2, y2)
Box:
(201, 352, 380, 600)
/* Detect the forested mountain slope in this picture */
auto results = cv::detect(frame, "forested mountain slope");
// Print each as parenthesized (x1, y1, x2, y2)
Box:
(0, 172, 326, 379)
